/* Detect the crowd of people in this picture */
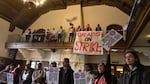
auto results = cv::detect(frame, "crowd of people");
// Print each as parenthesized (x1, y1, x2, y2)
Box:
(24, 23, 102, 43)
(0, 49, 150, 84)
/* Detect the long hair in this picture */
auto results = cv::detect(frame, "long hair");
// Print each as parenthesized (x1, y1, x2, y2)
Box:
(96, 63, 110, 84)
(97, 63, 106, 76)
(124, 49, 144, 72)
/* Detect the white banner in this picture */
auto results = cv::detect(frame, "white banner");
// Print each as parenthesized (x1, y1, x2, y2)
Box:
(46, 67, 59, 84)
(73, 31, 103, 55)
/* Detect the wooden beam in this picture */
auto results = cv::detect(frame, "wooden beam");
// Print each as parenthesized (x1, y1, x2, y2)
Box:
(9, 23, 15, 32)
(5, 41, 127, 49)
(127, 1, 150, 48)
(5, 42, 74, 49)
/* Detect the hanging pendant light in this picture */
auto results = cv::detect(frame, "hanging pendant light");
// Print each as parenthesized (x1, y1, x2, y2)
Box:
(23, 0, 46, 8)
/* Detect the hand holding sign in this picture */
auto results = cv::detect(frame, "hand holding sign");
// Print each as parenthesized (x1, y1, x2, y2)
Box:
(100, 29, 123, 51)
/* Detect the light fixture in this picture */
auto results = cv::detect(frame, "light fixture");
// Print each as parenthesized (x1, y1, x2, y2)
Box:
(23, 0, 46, 8)
(146, 35, 150, 38)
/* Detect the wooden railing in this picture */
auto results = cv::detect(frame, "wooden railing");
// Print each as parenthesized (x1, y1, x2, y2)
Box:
(5, 34, 127, 49)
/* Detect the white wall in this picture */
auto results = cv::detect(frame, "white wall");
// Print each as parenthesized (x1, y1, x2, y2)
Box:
(83, 5, 128, 32)
(30, 5, 128, 33)
(31, 5, 81, 30)
(0, 18, 22, 58)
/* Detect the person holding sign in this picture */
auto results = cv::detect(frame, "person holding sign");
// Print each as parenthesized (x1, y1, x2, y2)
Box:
(9, 63, 20, 84)
(94, 63, 108, 84)
(50, 61, 57, 67)
(20, 64, 34, 84)
(69, 23, 75, 42)
(84, 63, 95, 84)
(59, 58, 74, 84)
(118, 49, 150, 84)
(32, 63, 45, 84)
(94, 62, 117, 84)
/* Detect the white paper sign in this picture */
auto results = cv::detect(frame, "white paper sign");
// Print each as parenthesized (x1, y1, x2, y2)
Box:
(100, 29, 123, 51)
(46, 67, 59, 84)
(7, 73, 13, 84)
(74, 72, 86, 84)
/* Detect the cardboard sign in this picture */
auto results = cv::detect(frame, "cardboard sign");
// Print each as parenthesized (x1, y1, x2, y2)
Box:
(74, 72, 86, 84)
(46, 67, 59, 84)
(100, 29, 123, 51)
(7, 73, 13, 84)
(73, 31, 103, 55)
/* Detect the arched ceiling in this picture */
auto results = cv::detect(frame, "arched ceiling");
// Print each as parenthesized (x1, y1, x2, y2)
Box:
(0, 0, 135, 31)
(1, 0, 150, 48)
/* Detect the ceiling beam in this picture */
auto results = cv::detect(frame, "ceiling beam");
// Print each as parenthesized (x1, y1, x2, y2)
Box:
(127, 1, 150, 48)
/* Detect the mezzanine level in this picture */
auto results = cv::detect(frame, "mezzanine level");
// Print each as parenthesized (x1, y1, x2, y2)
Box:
(5, 34, 127, 49)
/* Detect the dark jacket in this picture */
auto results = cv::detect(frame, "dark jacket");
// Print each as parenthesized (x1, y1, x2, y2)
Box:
(20, 68, 34, 84)
(59, 66, 74, 84)
(118, 67, 150, 84)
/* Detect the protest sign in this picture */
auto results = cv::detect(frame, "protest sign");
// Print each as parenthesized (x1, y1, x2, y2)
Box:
(100, 29, 123, 51)
(46, 67, 59, 84)
(73, 31, 103, 55)
(74, 72, 86, 84)
(7, 73, 13, 84)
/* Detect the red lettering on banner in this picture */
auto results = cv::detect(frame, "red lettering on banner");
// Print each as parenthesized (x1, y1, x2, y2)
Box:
(89, 42, 96, 52)
(74, 41, 81, 51)
(83, 42, 89, 51)
(74, 41, 102, 53)
(78, 33, 86, 37)
(89, 42, 102, 52)
(96, 43, 102, 52)
(78, 32, 101, 37)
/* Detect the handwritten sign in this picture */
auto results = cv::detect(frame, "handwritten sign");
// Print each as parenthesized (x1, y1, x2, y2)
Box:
(73, 31, 103, 55)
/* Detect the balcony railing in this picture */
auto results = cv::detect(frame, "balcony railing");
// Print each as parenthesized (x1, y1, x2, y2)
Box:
(6, 34, 74, 49)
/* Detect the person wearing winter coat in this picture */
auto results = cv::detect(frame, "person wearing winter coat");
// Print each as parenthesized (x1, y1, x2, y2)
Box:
(118, 49, 150, 84)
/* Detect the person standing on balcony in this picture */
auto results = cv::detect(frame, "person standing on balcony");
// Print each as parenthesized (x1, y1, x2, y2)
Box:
(57, 26, 64, 43)
(46, 28, 51, 42)
(95, 24, 102, 31)
(50, 28, 57, 42)
(69, 23, 75, 42)
(85, 24, 92, 31)
(77, 25, 81, 31)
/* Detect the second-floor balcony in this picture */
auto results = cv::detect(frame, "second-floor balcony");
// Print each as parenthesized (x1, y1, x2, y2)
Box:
(5, 33, 126, 49)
